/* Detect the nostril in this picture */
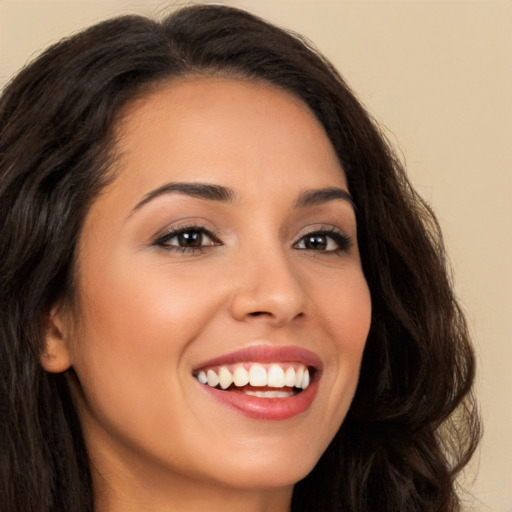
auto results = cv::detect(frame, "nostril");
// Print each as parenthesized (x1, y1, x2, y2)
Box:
(247, 311, 305, 321)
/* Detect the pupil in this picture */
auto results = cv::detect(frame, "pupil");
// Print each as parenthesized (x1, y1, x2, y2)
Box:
(178, 231, 202, 247)
(306, 235, 326, 250)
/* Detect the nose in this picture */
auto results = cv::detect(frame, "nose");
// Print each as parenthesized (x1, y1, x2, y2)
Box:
(229, 245, 307, 327)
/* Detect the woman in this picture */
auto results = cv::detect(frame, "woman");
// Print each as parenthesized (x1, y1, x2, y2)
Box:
(0, 4, 480, 511)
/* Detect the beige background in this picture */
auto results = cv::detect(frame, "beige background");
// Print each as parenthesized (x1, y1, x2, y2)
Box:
(1, 1, 510, 510)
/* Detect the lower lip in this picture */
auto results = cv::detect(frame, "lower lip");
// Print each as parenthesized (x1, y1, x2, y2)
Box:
(198, 380, 319, 420)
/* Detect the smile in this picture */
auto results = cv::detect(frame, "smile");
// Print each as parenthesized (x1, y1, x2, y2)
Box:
(193, 346, 321, 420)
(195, 362, 311, 394)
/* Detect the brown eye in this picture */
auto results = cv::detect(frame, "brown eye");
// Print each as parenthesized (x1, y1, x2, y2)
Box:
(153, 226, 220, 253)
(303, 234, 328, 250)
(294, 230, 352, 253)
(175, 230, 204, 247)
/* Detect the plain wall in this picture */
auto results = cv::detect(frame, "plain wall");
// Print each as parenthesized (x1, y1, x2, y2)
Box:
(1, 1, 511, 510)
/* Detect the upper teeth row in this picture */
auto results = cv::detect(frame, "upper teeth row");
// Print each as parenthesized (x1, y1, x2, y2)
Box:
(195, 363, 310, 390)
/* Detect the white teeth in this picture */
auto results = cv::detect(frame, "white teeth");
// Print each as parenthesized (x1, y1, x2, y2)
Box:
(284, 367, 296, 387)
(218, 366, 233, 389)
(295, 366, 304, 388)
(244, 390, 294, 398)
(267, 364, 285, 388)
(233, 366, 249, 386)
(206, 369, 219, 387)
(196, 362, 312, 393)
(249, 364, 267, 386)
(301, 369, 310, 389)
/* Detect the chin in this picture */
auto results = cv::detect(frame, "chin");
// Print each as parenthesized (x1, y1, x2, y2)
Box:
(208, 462, 313, 491)
(190, 437, 327, 491)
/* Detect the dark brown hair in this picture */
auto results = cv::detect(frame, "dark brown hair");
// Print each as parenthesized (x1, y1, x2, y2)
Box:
(0, 5, 479, 511)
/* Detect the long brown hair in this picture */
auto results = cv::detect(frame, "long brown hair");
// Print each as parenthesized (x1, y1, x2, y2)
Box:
(0, 5, 480, 511)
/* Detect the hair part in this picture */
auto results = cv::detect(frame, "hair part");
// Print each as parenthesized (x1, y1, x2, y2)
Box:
(0, 5, 480, 512)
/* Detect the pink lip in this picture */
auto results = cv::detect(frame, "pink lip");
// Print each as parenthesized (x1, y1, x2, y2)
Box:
(198, 379, 319, 420)
(193, 345, 322, 371)
(194, 345, 322, 421)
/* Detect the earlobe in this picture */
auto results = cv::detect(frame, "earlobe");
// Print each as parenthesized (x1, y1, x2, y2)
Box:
(40, 305, 72, 373)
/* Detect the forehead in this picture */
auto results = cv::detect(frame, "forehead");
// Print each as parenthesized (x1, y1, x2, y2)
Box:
(109, 76, 347, 197)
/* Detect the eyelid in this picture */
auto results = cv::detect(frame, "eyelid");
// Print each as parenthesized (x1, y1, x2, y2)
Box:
(294, 225, 353, 252)
(152, 222, 221, 250)
(151, 217, 218, 241)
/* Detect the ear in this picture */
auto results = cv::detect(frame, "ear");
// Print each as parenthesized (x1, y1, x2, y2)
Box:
(40, 303, 72, 373)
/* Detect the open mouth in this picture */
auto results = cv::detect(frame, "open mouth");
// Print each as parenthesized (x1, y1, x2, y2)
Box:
(192, 346, 321, 419)
(193, 362, 314, 398)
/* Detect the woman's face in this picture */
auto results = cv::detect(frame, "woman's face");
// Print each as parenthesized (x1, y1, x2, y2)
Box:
(56, 78, 371, 496)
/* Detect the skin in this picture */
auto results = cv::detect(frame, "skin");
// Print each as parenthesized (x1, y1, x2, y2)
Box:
(43, 77, 372, 512)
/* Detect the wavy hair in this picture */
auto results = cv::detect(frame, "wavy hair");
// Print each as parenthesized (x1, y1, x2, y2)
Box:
(0, 5, 479, 511)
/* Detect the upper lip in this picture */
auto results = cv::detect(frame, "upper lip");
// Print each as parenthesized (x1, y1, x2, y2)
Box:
(193, 344, 322, 372)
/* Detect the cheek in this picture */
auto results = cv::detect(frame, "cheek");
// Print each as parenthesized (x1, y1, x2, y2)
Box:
(334, 279, 371, 355)
(76, 258, 222, 351)
(309, 264, 372, 352)
(65, 259, 232, 452)
(307, 267, 371, 423)
(67, 258, 230, 413)
(330, 274, 371, 386)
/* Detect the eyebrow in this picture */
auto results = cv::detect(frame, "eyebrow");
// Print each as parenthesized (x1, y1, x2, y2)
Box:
(129, 182, 354, 216)
(293, 187, 354, 209)
(130, 182, 235, 215)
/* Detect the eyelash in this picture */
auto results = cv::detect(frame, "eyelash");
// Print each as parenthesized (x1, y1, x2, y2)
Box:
(152, 225, 352, 254)
(294, 227, 352, 254)
(152, 224, 221, 254)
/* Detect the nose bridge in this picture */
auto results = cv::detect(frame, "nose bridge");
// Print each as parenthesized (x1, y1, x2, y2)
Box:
(229, 233, 307, 325)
